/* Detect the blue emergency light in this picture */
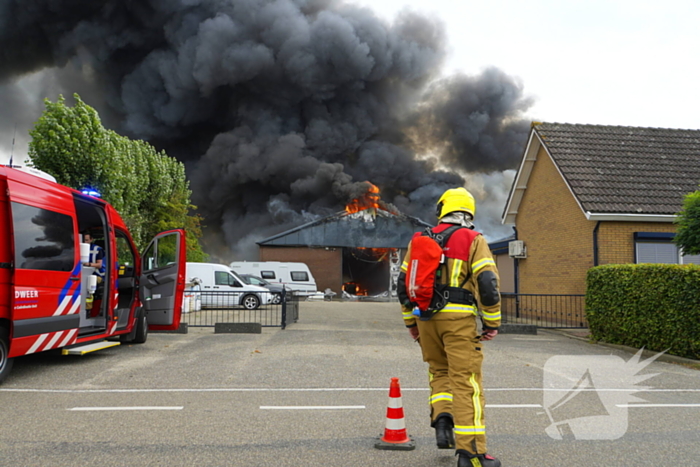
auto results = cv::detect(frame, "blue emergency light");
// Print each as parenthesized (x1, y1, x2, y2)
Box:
(81, 188, 101, 198)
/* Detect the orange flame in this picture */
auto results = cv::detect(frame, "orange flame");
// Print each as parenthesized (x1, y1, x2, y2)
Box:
(345, 182, 381, 214)
(355, 247, 393, 262)
(343, 281, 368, 296)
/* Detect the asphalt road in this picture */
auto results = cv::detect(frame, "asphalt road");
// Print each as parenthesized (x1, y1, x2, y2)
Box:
(1, 301, 698, 467)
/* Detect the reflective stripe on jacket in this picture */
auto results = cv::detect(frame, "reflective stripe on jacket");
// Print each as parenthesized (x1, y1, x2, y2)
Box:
(400, 223, 501, 328)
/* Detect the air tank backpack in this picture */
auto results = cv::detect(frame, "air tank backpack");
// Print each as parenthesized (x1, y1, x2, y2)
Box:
(402, 225, 476, 320)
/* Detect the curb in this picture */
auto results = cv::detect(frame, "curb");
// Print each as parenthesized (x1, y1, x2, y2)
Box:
(499, 324, 537, 335)
(214, 323, 262, 334)
(540, 329, 700, 366)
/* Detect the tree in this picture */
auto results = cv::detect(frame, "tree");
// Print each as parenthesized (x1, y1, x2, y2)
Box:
(674, 188, 700, 256)
(28, 94, 208, 261)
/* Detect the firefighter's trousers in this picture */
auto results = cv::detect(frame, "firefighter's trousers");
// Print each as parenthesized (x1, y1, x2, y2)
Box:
(416, 311, 487, 454)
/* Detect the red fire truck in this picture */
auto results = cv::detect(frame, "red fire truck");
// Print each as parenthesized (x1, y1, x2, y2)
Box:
(0, 165, 186, 383)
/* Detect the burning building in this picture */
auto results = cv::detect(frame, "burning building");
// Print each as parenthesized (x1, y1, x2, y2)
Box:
(256, 184, 431, 298)
(0, 0, 533, 262)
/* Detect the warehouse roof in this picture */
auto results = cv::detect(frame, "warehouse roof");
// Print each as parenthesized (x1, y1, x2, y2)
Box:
(258, 208, 432, 248)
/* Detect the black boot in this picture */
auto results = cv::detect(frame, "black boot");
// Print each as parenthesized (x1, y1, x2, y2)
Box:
(433, 414, 454, 449)
(457, 450, 501, 467)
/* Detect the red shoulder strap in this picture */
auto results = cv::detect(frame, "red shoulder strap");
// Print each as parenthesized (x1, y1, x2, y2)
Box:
(439, 226, 480, 261)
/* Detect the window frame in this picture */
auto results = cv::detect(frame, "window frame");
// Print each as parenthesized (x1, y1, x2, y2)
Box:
(633, 232, 700, 265)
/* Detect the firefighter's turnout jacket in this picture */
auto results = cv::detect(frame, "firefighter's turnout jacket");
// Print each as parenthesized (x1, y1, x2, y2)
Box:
(399, 222, 501, 455)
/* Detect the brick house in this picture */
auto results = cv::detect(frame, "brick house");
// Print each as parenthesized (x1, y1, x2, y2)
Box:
(500, 122, 700, 300)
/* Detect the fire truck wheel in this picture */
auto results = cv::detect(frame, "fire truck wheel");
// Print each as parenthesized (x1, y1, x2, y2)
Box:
(132, 313, 148, 344)
(242, 294, 260, 310)
(0, 327, 14, 384)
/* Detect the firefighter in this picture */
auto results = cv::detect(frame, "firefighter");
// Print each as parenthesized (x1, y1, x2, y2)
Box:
(82, 231, 106, 283)
(398, 187, 502, 467)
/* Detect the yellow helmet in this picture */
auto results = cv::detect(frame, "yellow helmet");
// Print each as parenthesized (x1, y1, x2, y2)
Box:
(436, 187, 476, 220)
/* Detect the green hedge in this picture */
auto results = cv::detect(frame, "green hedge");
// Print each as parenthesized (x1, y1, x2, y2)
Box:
(586, 264, 700, 360)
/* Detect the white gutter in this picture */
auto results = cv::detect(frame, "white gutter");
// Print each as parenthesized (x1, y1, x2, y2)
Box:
(502, 130, 540, 225)
(585, 213, 677, 222)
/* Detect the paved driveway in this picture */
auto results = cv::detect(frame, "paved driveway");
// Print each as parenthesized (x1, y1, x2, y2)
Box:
(1, 301, 698, 466)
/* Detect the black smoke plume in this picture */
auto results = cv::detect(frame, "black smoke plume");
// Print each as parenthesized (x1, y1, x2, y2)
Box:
(0, 0, 533, 259)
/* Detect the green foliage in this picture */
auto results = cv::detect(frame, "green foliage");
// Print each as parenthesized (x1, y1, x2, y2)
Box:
(586, 264, 700, 359)
(674, 189, 700, 255)
(26, 95, 106, 188)
(28, 94, 208, 262)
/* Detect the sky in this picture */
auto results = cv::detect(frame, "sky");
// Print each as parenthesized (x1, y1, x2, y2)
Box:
(349, 0, 700, 129)
(2, 0, 699, 165)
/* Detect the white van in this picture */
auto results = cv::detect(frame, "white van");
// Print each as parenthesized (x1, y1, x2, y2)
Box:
(185, 263, 271, 309)
(229, 261, 318, 296)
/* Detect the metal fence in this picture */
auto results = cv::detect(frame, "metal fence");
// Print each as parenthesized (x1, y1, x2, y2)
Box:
(501, 293, 587, 328)
(181, 289, 300, 329)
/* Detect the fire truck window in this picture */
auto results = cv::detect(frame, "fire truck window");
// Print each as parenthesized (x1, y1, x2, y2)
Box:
(260, 271, 275, 280)
(291, 271, 308, 282)
(142, 233, 178, 272)
(11, 202, 75, 271)
(115, 231, 135, 276)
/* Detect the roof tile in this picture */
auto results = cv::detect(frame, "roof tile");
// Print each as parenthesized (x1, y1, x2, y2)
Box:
(535, 123, 700, 215)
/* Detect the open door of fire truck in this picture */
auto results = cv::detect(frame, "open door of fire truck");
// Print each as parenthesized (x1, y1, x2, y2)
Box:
(139, 229, 186, 331)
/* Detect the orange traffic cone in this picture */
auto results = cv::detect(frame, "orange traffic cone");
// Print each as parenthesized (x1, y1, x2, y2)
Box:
(374, 377, 416, 450)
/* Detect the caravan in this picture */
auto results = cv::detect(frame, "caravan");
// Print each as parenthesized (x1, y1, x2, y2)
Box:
(229, 262, 318, 296)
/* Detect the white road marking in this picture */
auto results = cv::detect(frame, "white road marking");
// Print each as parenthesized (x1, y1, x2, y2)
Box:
(7, 387, 695, 412)
(617, 404, 700, 408)
(487, 404, 542, 408)
(3, 388, 420, 393)
(3, 387, 700, 393)
(260, 405, 365, 410)
(495, 388, 700, 393)
(68, 406, 184, 411)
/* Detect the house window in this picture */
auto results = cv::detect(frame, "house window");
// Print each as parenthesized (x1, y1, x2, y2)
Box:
(634, 232, 700, 265)
(636, 242, 677, 264)
(682, 253, 700, 265)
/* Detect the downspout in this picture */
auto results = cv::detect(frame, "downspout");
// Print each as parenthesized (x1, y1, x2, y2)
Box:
(512, 226, 520, 320)
(593, 221, 601, 266)
(513, 226, 519, 294)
